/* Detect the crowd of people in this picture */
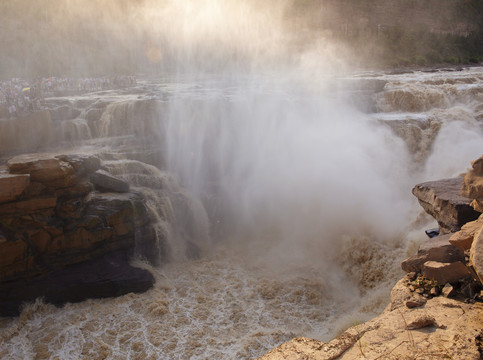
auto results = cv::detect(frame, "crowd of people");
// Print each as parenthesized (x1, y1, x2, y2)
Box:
(0, 76, 137, 118)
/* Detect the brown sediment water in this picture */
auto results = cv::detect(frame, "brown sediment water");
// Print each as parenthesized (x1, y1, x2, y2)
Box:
(0, 67, 482, 359)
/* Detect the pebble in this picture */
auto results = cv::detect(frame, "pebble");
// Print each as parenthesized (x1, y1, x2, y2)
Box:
(442, 283, 455, 298)
(405, 297, 427, 308)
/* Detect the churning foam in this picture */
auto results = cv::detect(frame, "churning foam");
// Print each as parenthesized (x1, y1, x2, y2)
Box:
(2, 0, 483, 357)
(2, 67, 482, 359)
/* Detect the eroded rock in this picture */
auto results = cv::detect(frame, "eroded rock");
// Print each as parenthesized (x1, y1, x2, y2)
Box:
(0, 152, 159, 313)
(470, 226, 483, 285)
(401, 233, 464, 273)
(422, 260, 472, 285)
(412, 177, 480, 233)
(0, 251, 154, 316)
(449, 215, 483, 251)
(8, 153, 75, 183)
(461, 155, 483, 199)
(0, 173, 30, 203)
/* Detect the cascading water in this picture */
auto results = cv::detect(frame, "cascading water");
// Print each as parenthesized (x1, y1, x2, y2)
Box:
(101, 159, 210, 261)
(1, 75, 482, 359)
(1, 0, 483, 359)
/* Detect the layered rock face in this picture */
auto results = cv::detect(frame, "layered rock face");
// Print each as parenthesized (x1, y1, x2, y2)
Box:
(0, 153, 159, 316)
(412, 177, 480, 234)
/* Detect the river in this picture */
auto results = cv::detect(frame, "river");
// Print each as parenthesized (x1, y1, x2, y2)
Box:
(0, 67, 482, 359)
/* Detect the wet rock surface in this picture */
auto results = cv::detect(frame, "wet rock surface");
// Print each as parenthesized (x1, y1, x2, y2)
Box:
(90, 169, 130, 193)
(0, 152, 158, 316)
(0, 173, 30, 203)
(0, 251, 154, 317)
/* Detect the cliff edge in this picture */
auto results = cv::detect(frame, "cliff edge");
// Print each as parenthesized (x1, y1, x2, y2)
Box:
(259, 155, 483, 360)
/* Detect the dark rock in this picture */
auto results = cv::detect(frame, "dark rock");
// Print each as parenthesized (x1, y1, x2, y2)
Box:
(407, 272, 417, 281)
(412, 177, 480, 234)
(425, 228, 439, 238)
(90, 170, 130, 193)
(0, 251, 154, 317)
(0, 197, 57, 216)
(442, 283, 455, 298)
(430, 287, 440, 296)
(0, 174, 30, 203)
(0, 187, 156, 282)
(460, 281, 481, 299)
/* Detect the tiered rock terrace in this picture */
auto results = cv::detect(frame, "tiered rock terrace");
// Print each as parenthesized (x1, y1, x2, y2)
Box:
(0, 153, 159, 316)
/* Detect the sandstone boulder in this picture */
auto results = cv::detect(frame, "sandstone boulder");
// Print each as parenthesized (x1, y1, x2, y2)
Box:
(401, 233, 464, 273)
(0, 173, 30, 203)
(422, 260, 472, 285)
(0, 153, 158, 287)
(471, 199, 483, 213)
(470, 226, 483, 285)
(461, 156, 483, 212)
(449, 215, 483, 251)
(56, 154, 101, 177)
(412, 177, 480, 233)
(8, 153, 75, 184)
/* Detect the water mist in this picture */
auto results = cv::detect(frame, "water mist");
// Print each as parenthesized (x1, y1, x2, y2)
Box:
(2, 1, 483, 359)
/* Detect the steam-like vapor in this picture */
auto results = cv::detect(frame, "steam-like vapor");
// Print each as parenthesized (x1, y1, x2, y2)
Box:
(2, 1, 483, 359)
(0, 0, 355, 76)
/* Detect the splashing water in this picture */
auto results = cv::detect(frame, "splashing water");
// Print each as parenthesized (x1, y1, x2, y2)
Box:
(1, 0, 483, 358)
(2, 67, 482, 360)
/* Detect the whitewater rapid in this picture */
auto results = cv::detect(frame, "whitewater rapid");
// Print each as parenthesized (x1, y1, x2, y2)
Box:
(1, 67, 482, 360)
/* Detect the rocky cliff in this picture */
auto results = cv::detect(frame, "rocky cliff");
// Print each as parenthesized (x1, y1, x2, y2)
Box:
(0, 152, 160, 316)
(259, 155, 483, 359)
